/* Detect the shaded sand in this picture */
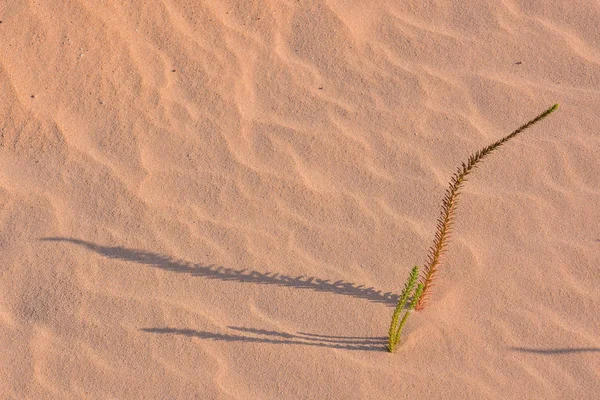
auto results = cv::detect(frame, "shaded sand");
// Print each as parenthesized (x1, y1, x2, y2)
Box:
(1, 1, 599, 398)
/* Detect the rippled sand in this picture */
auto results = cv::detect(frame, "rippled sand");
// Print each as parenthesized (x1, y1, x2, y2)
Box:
(1, 1, 599, 399)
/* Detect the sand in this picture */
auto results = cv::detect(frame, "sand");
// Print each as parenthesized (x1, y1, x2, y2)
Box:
(1, 1, 599, 399)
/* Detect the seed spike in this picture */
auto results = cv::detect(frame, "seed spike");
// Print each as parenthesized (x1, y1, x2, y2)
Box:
(414, 104, 559, 311)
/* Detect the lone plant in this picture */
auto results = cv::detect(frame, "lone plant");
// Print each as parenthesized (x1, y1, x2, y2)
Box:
(387, 104, 559, 352)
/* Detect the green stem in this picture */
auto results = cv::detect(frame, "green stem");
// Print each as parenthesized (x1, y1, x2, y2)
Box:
(392, 283, 425, 348)
(388, 266, 419, 352)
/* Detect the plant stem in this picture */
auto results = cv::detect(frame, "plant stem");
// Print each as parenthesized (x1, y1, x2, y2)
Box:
(415, 104, 559, 311)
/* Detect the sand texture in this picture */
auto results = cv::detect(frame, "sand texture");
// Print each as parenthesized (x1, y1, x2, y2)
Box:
(1, 1, 599, 399)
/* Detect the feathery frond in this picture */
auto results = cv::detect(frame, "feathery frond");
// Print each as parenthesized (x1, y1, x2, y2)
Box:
(414, 104, 559, 311)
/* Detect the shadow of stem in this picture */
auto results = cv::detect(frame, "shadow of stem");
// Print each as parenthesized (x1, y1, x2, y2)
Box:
(40, 237, 398, 305)
(141, 326, 388, 352)
(509, 346, 600, 355)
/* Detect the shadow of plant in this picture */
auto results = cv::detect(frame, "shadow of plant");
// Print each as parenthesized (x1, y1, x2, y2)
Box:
(509, 346, 600, 355)
(40, 237, 398, 305)
(141, 326, 387, 352)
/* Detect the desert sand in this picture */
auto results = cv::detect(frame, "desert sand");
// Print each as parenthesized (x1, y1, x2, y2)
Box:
(1, 1, 599, 399)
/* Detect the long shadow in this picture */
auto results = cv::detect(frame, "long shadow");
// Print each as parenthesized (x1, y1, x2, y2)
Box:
(509, 346, 600, 355)
(40, 237, 398, 306)
(141, 326, 388, 352)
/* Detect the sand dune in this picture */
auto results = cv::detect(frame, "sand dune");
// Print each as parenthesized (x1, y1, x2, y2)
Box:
(1, 1, 599, 398)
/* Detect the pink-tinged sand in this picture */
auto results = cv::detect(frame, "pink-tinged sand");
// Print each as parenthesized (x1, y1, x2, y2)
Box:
(1, 1, 599, 399)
